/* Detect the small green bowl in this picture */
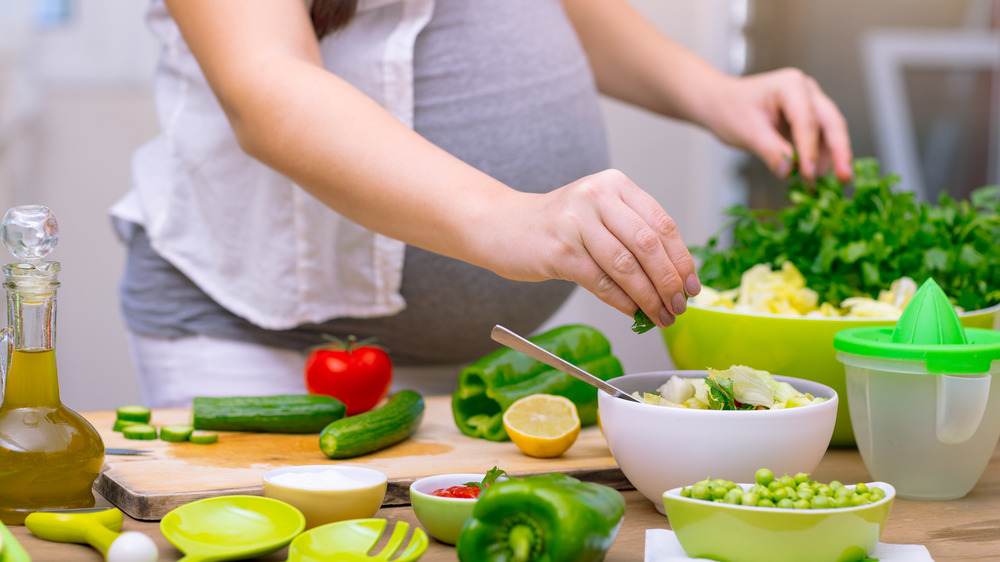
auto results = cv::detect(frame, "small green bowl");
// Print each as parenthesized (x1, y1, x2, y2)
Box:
(662, 482, 895, 562)
(409, 474, 485, 545)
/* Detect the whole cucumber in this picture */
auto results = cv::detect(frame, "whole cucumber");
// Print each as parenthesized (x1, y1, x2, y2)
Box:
(319, 390, 424, 459)
(193, 394, 347, 433)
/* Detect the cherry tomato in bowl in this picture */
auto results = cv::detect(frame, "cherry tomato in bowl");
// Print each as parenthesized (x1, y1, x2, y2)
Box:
(431, 485, 482, 499)
(304, 335, 393, 416)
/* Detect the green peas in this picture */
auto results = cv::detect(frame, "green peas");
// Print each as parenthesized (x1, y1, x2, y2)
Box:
(810, 495, 832, 509)
(683, 469, 887, 511)
(723, 489, 743, 504)
(850, 493, 871, 506)
(755, 468, 775, 487)
(710, 484, 730, 500)
(691, 483, 711, 500)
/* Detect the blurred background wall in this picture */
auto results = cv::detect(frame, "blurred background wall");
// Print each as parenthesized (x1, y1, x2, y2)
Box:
(0, 0, 996, 411)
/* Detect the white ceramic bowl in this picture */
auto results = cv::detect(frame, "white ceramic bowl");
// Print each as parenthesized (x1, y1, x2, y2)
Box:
(598, 370, 838, 513)
(262, 465, 387, 529)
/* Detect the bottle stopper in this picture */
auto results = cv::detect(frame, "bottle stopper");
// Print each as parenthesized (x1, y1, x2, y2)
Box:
(1, 205, 59, 264)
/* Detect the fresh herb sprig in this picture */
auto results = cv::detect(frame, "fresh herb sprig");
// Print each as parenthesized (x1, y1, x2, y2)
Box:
(464, 466, 507, 491)
(693, 158, 1000, 311)
(631, 309, 656, 334)
(705, 376, 755, 411)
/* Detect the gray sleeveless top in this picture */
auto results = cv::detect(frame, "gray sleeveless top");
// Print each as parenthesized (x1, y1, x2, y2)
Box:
(119, 0, 609, 365)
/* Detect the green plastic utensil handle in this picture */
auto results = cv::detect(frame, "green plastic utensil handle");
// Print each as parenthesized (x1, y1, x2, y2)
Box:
(0, 519, 31, 562)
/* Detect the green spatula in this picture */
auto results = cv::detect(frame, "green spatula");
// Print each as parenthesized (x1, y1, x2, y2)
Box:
(24, 507, 158, 562)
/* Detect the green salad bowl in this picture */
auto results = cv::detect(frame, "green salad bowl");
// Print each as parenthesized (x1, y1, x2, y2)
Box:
(663, 482, 895, 562)
(662, 302, 1000, 446)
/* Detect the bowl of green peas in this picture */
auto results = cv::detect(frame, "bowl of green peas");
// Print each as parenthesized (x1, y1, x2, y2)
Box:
(662, 469, 895, 562)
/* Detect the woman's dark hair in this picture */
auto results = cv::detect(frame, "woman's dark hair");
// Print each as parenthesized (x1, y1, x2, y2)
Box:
(311, 0, 359, 38)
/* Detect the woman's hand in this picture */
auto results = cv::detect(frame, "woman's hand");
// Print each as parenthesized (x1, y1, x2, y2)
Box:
(701, 68, 853, 183)
(564, 0, 853, 183)
(485, 169, 701, 329)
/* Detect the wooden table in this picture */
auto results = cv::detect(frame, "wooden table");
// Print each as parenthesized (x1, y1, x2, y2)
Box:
(7, 443, 1000, 561)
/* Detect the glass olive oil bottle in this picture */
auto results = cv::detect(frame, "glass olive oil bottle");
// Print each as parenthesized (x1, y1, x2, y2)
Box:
(0, 206, 104, 525)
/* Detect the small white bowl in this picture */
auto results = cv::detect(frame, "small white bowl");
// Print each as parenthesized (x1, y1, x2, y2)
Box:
(262, 465, 387, 529)
(599, 370, 838, 513)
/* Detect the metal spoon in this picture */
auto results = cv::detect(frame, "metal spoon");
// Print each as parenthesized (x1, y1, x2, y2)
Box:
(491, 325, 641, 402)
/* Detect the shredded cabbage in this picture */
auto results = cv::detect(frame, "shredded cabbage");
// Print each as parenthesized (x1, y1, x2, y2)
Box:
(690, 263, 933, 318)
(633, 365, 826, 410)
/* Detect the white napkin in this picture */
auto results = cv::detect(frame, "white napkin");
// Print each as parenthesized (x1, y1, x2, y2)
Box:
(645, 529, 934, 562)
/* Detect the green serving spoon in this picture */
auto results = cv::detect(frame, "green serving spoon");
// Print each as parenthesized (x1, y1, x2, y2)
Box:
(160, 495, 305, 562)
(24, 507, 159, 562)
(286, 518, 428, 562)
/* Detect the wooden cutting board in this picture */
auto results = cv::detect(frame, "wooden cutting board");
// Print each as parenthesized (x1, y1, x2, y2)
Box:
(89, 396, 628, 521)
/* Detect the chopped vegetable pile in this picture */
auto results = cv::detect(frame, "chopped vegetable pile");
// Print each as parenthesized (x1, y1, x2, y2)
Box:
(634, 366, 826, 410)
(694, 158, 1000, 313)
(692, 262, 922, 318)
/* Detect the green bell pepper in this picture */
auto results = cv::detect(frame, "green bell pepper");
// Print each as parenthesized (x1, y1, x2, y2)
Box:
(456, 473, 626, 562)
(451, 324, 624, 441)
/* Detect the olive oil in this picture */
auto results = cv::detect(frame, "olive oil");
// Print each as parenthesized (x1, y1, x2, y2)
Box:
(0, 349, 105, 524)
(0, 206, 105, 524)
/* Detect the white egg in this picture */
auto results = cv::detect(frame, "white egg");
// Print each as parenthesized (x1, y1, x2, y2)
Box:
(106, 531, 159, 562)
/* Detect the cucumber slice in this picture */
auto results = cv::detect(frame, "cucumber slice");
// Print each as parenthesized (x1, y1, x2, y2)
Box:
(160, 424, 194, 443)
(188, 430, 219, 444)
(113, 419, 141, 432)
(123, 424, 158, 440)
(116, 405, 152, 423)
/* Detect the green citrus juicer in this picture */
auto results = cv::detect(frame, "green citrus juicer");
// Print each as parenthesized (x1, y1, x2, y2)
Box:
(834, 278, 1000, 500)
(24, 506, 158, 562)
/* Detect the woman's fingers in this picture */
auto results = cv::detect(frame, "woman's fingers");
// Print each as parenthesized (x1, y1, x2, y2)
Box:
(551, 170, 699, 327)
(714, 68, 853, 183)
(773, 69, 822, 181)
(806, 79, 853, 181)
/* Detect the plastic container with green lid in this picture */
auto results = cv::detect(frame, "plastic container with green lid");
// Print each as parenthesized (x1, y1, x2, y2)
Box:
(833, 278, 1000, 500)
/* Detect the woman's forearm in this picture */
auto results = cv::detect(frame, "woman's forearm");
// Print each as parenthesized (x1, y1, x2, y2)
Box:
(561, 0, 729, 128)
(166, 0, 516, 272)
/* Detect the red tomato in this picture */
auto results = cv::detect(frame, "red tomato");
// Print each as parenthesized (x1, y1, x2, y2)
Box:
(431, 486, 481, 499)
(304, 336, 393, 416)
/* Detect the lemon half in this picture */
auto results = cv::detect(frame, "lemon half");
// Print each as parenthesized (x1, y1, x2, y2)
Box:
(502, 394, 581, 458)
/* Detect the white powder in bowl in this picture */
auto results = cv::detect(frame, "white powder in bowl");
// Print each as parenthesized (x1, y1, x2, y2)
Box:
(269, 469, 376, 490)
